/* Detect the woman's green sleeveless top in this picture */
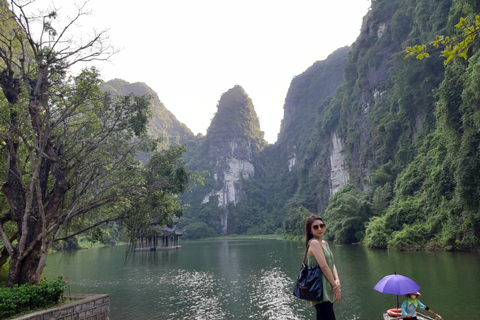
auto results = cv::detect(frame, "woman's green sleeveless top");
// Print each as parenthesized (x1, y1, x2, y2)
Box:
(306, 241, 335, 306)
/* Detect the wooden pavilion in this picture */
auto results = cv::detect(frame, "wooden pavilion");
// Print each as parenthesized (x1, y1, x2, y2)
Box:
(135, 218, 185, 251)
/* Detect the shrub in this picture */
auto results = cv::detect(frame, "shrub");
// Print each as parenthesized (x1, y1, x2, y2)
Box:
(283, 206, 312, 236)
(387, 224, 429, 250)
(324, 185, 372, 244)
(364, 215, 390, 249)
(183, 222, 218, 239)
(0, 277, 66, 319)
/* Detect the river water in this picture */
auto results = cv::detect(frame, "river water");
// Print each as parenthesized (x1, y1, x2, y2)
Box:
(42, 239, 479, 320)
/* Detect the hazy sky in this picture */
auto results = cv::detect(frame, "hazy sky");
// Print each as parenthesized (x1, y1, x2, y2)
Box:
(27, 0, 371, 143)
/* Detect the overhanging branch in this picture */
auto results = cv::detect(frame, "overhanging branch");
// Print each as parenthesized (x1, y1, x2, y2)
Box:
(54, 215, 124, 242)
(0, 223, 14, 255)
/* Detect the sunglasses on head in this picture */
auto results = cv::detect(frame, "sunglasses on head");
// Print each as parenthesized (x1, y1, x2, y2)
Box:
(312, 223, 326, 230)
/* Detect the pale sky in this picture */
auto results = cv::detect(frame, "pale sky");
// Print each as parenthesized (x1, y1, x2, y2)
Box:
(25, 0, 371, 143)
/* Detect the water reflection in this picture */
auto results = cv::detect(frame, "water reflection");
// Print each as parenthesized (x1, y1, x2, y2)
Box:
(248, 267, 301, 319)
(172, 271, 227, 320)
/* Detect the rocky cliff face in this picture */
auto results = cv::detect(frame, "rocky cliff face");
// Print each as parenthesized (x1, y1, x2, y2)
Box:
(202, 141, 256, 206)
(329, 132, 350, 195)
(266, 47, 351, 212)
(191, 85, 266, 233)
(277, 47, 351, 170)
(338, 0, 449, 188)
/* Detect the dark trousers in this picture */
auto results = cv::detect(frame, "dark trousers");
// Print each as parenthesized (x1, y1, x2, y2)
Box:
(314, 302, 336, 320)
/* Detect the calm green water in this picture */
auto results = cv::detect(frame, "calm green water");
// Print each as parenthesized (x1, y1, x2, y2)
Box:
(42, 239, 479, 320)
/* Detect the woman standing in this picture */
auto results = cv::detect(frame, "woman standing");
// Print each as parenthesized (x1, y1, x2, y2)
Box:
(305, 214, 341, 320)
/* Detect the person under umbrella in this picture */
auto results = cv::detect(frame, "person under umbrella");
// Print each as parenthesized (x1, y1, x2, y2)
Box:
(373, 273, 421, 310)
(401, 292, 442, 319)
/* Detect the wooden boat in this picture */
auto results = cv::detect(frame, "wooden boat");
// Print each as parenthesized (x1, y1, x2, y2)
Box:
(383, 309, 437, 320)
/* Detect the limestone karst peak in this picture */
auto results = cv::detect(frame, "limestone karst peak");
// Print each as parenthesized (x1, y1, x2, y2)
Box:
(206, 85, 266, 148)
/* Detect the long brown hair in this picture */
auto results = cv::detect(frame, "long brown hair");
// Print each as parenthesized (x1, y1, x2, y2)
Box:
(305, 214, 325, 247)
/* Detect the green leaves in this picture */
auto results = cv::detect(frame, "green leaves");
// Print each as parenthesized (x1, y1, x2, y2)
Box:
(121, 145, 191, 242)
(405, 15, 480, 66)
(405, 45, 429, 60)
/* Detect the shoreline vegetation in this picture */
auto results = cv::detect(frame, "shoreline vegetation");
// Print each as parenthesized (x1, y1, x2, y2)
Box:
(56, 234, 480, 252)
(184, 234, 480, 252)
(189, 234, 285, 241)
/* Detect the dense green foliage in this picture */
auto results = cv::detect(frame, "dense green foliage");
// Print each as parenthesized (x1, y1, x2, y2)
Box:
(282, 206, 313, 241)
(323, 185, 372, 244)
(0, 277, 65, 319)
(122, 145, 191, 243)
(360, 1, 480, 251)
(316, 0, 480, 250)
(0, 2, 192, 286)
(406, 14, 480, 65)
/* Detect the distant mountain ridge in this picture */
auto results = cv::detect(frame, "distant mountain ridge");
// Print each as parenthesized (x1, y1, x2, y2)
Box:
(102, 79, 195, 146)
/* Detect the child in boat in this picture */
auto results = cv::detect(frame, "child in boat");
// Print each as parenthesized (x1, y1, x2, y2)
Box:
(401, 292, 441, 319)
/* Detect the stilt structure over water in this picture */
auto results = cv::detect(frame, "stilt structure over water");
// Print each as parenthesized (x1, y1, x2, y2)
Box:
(135, 218, 185, 251)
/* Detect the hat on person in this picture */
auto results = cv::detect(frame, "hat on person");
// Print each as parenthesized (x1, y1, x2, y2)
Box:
(405, 292, 422, 297)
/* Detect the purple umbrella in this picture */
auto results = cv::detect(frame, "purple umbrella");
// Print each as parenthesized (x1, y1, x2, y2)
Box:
(374, 273, 421, 295)
(373, 273, 421, 309)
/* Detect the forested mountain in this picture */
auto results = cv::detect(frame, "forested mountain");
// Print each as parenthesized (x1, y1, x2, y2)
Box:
(102, 79, 196, 146)
(315, 0, 480, 251)
(278, 0, 479, 251)
(176, 0, 480, 251)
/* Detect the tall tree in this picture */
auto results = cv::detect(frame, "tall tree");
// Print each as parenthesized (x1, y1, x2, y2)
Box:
(0, 0, 189, 286)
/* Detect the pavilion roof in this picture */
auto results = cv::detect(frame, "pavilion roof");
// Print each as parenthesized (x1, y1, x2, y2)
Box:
(137, 221, 185, 237)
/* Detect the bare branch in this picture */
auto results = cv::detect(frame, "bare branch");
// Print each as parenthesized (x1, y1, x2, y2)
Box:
(55, 215, 124, 242)
(0, 233, 16, 269)
(49, 2, 86, 54)
(0, 223, 14, 255)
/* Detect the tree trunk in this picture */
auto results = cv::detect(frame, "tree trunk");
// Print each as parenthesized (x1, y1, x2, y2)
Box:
(1, 0, 145, 288)
(6, 242, 43, 286)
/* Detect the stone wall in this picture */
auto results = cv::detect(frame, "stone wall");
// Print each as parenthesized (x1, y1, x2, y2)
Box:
(13, 294, 109, 320)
